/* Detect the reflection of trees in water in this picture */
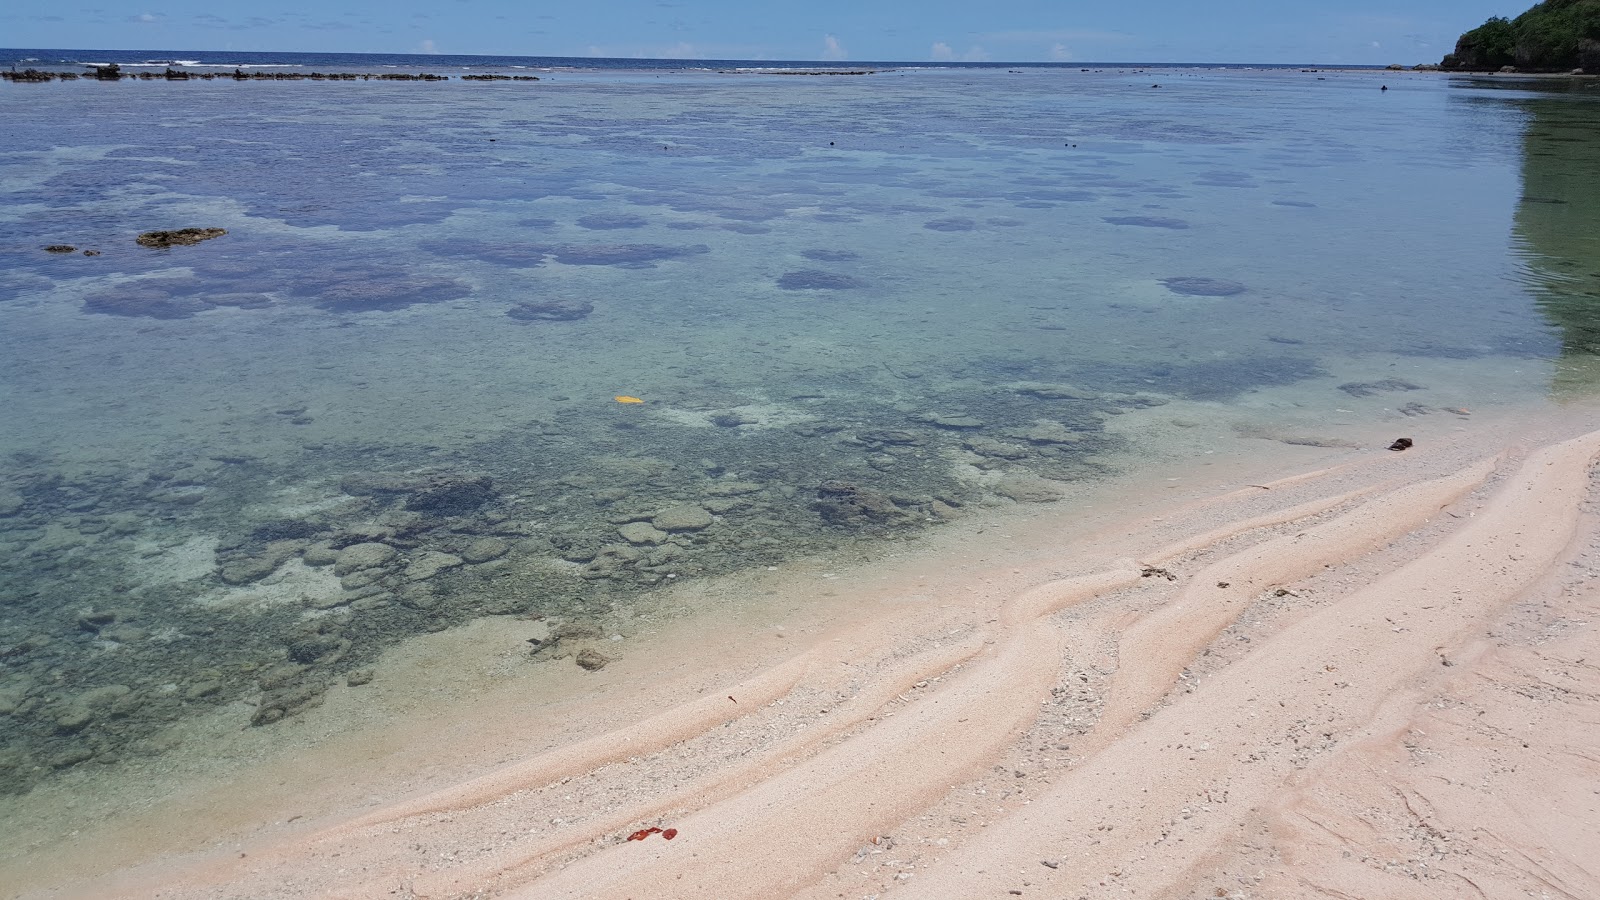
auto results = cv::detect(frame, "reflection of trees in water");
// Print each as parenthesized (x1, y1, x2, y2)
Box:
(1511, 82, 1600, 394)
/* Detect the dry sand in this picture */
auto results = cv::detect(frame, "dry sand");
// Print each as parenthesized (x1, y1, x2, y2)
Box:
(6, 403, 1600, 900)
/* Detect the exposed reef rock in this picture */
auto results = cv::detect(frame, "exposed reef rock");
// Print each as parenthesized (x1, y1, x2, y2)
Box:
(136, 228, 227, 249)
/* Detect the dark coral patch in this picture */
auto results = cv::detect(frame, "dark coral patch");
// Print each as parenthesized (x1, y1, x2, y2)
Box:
(924, 217, 978, 232)
(548, 244, 709, 268)
(801, 249, 860, 262)
(778, 270, 863, 290)
(576, 214, 648, 230)
(506, 299, 593, 322)
(81, 277, 269, 319)
(1160, 277, 1247, 297)
(282, 266, 472, 313)
(418, 239, 551, 267)
(1104, 216, 1190, 229)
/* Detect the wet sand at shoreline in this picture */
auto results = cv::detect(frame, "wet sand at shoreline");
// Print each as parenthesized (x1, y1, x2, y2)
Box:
(6, 400, 1598, 900)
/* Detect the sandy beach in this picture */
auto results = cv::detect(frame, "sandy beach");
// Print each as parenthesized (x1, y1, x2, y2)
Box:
(1, 398, 1595, 900)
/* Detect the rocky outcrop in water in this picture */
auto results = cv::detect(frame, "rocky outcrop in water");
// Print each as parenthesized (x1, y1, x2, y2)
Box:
(813, 480, 908, 526)
(136, 227, 227, 249)
(339, 471, 497, 516)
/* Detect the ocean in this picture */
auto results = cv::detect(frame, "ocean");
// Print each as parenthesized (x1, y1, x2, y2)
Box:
(1, 48, 1597, 838)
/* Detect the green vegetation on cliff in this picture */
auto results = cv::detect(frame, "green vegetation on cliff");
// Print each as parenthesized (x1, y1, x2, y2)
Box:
(1443, 0, 1600, 71)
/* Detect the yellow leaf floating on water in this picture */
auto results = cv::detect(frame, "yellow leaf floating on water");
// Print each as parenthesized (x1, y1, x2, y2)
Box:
(614, 395, 644, 404)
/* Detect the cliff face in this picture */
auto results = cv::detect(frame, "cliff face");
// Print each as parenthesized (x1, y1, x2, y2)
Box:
(1443, 0, 1600, 71)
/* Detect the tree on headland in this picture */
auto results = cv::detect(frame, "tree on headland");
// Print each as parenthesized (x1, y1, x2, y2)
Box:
(1442, 0, 1600, 71)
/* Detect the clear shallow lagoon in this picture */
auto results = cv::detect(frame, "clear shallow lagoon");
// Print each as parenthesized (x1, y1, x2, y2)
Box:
(1, 57, 1598, 798)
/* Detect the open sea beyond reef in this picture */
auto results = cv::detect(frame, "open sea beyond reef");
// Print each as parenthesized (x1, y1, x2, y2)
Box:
(2, 51, 1599, 814)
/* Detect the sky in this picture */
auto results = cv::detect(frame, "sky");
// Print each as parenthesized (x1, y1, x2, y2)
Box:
(1, 0, 1519, 64)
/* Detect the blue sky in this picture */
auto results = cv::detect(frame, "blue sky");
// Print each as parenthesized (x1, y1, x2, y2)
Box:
(3, 0, 1515, 64)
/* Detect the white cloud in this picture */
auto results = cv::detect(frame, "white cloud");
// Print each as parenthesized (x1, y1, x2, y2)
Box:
(929, 41, 988, 62)
(822, 34, 846, 60)
(1050, 42, 1072, 61)
(1370, 40, 1381, 49)
(419, 38, 439, 54)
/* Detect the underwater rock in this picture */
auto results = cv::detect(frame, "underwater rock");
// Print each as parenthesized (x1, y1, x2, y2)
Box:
(347, 669, 375, 687)
(1103, 216, 1189, 229)
(136, 227, 227, 249)
(651, 504, 713, 532)
(405, 474, 496, 516)
(778, 270, 864, 290)
(287, 635, 347, 664)
(576, 214, 647, 230)
(704, 480, 762, 496)
(1338, 378, 1423, 398)
(548, 243, 709, 267)
(76, 610, 119, 633)
(0, 490, 24, 516)
(1161, 277, 1247, 297)
(506, 299, 593, 322)
(339, 471, 496, 516)
(250, 519, 324, 542)
(43, 245, 76, 254)
(333, 542, 398, 577)
(813, 480, 906, 526)
(916, 413, 984, 429)
(993, 475, 1066, 503)
(251, 680, 328, 726)
(711, 411, 758, 428)
(857, 428, 923, 446)
(301, 543, 339, 566)
(801, 248, 860, 262)
(619, 521, 668, 544)
(460, 537, 510, 563)
(1017, 383, 1099, 400)
(964, 437, 1031, 460)
(1019, 422, 1084, 445)
(575, 648, 610, 671)
(404, 551, 463, 582)
(924, 216, 978, 232)
(217, 540, 301, 585)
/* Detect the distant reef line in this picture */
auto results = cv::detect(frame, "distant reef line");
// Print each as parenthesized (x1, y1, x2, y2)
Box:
(3, 64, 535, 83)
(2, 63, 881, 84)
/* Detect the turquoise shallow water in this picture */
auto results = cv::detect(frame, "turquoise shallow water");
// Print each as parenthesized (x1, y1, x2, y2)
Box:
(0, 67, 1597, 795)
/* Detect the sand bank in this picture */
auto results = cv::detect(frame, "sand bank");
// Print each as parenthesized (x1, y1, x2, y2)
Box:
(6, 403, 1600, 900)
